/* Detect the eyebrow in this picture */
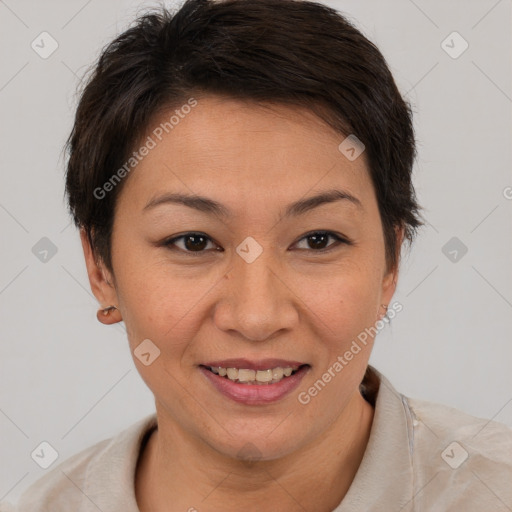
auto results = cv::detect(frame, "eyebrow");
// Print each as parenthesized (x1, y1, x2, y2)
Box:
(142, 188, 362, 219)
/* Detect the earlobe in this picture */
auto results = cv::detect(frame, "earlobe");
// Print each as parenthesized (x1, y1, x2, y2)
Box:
(377, 303, 389, 321)
(79, 228, 121, 324)
(376, 270, 397, 322)
(96, 305, 122, 325)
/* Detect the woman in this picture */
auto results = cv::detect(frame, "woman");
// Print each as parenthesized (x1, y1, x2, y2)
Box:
(3, 0, 511, 510)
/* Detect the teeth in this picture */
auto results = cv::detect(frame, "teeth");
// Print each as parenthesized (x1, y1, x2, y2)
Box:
(209, 365, 299, 384)
(226, 368, 238, 380)
(238, 369, 256, 382)
(272, 368, 284, 380)
(210, 366, 227, 376)
(256, 369, 273, 382)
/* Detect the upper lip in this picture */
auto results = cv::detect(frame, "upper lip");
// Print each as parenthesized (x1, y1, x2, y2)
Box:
(201, 359, 308, 371)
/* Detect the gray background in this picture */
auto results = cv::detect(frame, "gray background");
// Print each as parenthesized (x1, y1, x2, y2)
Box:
(1, 0, 511, 503)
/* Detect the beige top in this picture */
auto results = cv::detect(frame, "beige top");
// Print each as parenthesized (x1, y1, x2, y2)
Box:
(2, 367, 512, 511)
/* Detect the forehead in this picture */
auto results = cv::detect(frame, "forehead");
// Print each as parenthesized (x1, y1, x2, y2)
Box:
(117, 96, 374, 215)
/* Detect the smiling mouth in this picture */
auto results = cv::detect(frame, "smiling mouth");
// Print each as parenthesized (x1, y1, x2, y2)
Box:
(201, 364, 309, 385)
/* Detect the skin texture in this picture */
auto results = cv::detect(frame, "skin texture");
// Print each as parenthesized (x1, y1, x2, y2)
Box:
(81, 96, 401, 511)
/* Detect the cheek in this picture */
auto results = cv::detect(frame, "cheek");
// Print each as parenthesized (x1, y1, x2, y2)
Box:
(117, 256, 222, 373)
(303, 260, 383, 343)
(293, 267, 381, 419)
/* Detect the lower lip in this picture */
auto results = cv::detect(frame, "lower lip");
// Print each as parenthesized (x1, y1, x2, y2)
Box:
(200, 365, 310, 405)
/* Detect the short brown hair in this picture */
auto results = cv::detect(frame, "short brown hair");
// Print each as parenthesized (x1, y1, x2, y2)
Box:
(65, 0, 422, 274)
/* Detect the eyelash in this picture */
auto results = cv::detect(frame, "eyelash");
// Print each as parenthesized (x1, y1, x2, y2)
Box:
(162, 231, 351, 256)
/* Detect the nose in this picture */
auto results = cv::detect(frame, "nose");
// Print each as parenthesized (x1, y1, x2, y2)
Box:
(213, 251, 298, 342)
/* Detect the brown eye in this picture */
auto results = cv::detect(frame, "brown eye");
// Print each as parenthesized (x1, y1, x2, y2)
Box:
(294, 231, 349, 252)
(182, 234, 209, 251)
(164, 233, 219, 254)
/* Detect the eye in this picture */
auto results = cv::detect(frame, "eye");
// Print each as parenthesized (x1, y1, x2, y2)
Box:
(163, 232, 221, 255)
(162, 230, 350, 256)
(293, 231, 350, 252)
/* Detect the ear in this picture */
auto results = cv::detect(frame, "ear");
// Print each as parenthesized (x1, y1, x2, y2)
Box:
(378, 226, 404, 319)
(80, 228, 122, 325)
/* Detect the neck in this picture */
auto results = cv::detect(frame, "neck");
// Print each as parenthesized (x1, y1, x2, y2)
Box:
(136, 391, 374, 512)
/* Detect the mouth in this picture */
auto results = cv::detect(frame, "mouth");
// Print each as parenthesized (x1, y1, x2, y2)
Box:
(199, 359, 310, 404)
(201, 364, 306, 385)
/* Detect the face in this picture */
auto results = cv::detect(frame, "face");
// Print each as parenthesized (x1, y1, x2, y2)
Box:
(83, 95, 398, 461)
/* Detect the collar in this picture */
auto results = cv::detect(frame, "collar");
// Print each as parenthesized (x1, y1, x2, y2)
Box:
(81, 413, 157, 512)
(334, 366, 415, 511)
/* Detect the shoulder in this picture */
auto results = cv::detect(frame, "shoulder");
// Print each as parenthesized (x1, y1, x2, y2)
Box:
(403, 394, 512, 510)
(406, 394, 512, 457)
(1, 414, 157, 512)
(2, 437, 113, 512)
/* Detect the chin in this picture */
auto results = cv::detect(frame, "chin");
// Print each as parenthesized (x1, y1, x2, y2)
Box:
(204, 421, 311, 463)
